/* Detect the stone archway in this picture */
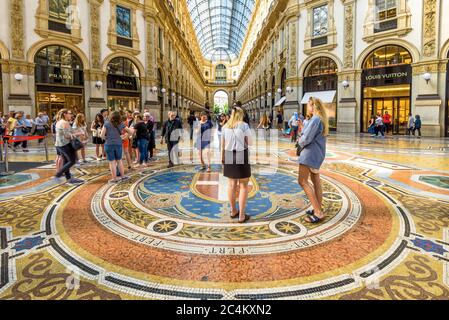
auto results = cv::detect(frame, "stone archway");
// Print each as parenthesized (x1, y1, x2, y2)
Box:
(213, 90, 229, 114)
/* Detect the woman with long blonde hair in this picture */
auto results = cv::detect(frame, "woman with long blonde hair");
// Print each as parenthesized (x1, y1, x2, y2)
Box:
(221, 104, 252, 223)
(297, 97, 329, 223)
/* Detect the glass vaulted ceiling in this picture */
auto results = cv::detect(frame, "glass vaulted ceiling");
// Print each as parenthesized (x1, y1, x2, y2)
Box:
(187, 0, 256, 62)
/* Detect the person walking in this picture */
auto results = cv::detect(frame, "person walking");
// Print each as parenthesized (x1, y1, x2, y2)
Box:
(217, 113, 227, 150)
(276, 110, 283, 131)
(297, 97, 329, 224)
(144, 112, 156, 161)
(187, 111, 197, 141)
(221, 105, 252, 224)
(383, 111, 391, 134)
(196, 111, 213, 172)
(133, 114, 150, 168)
(161, 111, 183, 168)
(34, 113, 47, 144)
(91, 113, 105, 160)
(72, 113, 89, 163)
(375, 113, 385, 138)
(288, 112, 300, 142)
(407, 113, 415, 136)
(12, 112, 30, 152)
(53, 109, 84, 184)
(413, 115, 422, 138)
(100, 111, 134, 182)
(368, 116, 376, 136)
(257, 112, 271, 140)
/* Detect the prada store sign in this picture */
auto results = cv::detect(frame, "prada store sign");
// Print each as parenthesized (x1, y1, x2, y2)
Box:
(107, 75, 139, 91)
(362, 65, 412, 87)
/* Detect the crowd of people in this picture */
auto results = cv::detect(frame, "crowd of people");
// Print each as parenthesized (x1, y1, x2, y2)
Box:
(0, 97, 331, 225)
(367, 111, 422, 138)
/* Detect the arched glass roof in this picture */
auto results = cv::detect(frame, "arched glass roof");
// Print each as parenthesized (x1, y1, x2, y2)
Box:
(187, 0, 255, 62)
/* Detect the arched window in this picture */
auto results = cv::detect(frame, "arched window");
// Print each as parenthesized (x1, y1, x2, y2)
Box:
(215, 64, 227, 83)
(34, 45, 84, 86)
(303, 57, 337, 92)
(107, 57, 140, 91)
(305, 57, 337, 76)
(363, 45, 412, 69)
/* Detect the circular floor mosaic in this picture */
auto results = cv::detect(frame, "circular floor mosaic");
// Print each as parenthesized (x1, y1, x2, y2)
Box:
(92, 165, 361, 255)
(50, 161, 409, 299)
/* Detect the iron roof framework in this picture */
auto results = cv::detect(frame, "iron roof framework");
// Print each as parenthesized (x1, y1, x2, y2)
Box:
(187, 0, 255, 62)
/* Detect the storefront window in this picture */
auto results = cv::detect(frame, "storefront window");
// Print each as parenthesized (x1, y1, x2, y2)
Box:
(107, 57, 140, 91)
(49, 0, 70, 22)
(312, 5, 328, 37)
(215, 64, 227, 83)
(361, 45, 412, 135)
(363, 45, 412, 69)
(34, 46, 84, 86)
(116, 6, 131, 38)
(374, 0, 398, 33)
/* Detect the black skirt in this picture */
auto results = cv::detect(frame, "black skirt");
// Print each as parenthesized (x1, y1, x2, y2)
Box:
(92, 136, 105, 145)
(223, 149, 251, 179)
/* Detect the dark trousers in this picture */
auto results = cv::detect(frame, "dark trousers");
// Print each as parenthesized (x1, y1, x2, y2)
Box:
(13, 140, 28, 149)
(384, 123, 391, 134)
(35, 128, 46, 143)
(56, 143, 77, 180)
(167, 141, 179, 165)
(375, 125, 384, 136)
(189, 127, 194, 140)
(413, 128, 421, 137)
(291, 126, 299, 142)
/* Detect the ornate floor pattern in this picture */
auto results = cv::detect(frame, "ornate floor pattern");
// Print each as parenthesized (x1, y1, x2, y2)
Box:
(0, 136, 448, 300)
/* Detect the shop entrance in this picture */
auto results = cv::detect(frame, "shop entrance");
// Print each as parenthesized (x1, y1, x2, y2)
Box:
(36, 92, 83, 120)
(363, 91, 410, 135)
(107, 96, 140, 112)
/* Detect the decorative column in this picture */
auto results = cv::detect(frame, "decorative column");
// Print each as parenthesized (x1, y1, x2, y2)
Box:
(413, 0, 443, 136)
(144, 11, 160, 123)
(284, 8, 300, 121)
(7, 0, 33, 115)
(87, 0, 106, 121)
(338, 0, 358, 133)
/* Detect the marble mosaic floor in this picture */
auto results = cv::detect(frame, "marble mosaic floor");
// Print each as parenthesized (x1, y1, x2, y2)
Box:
(0, 133, 449, 300)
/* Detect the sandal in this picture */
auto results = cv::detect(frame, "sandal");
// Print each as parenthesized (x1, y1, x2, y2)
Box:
(238, 214, 250, 223)
(305, 214, 323, 224)
(230, 210, 239, 219)
(306, 209, 314, 215)
(206, 166, 211, 173)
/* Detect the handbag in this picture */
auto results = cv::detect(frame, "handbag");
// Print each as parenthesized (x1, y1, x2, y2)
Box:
(295, 141, 303, 156)
(71, 137, 84, 151)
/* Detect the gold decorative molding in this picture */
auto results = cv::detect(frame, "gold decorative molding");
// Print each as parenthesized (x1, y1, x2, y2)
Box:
(343, 0, 354, 69)
(422, 0, 439, 58)
(35, 0, 82, 44)
(146, 16, 156, 79)
(5, 60, 35, 75)
(411, 60, 446, 75)
(288, 21, 297, 78)
(10, 0, 25, 59)
(89, 0, 103, 70)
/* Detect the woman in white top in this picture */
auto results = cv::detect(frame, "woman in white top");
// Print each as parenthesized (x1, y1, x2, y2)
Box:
(221, 105, 252, 223)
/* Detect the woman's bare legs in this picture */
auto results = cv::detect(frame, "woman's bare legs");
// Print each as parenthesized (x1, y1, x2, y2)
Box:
(109, 160, 118, 180)
(228, 179, 238, 216)
(117, 159, 125, 177)
(124, 150, 132, 169)
(310, 172, 323, 209)
(238, 178, 249, 222)
(298, 165, 324, 219)
(95, 145, 101, 158)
